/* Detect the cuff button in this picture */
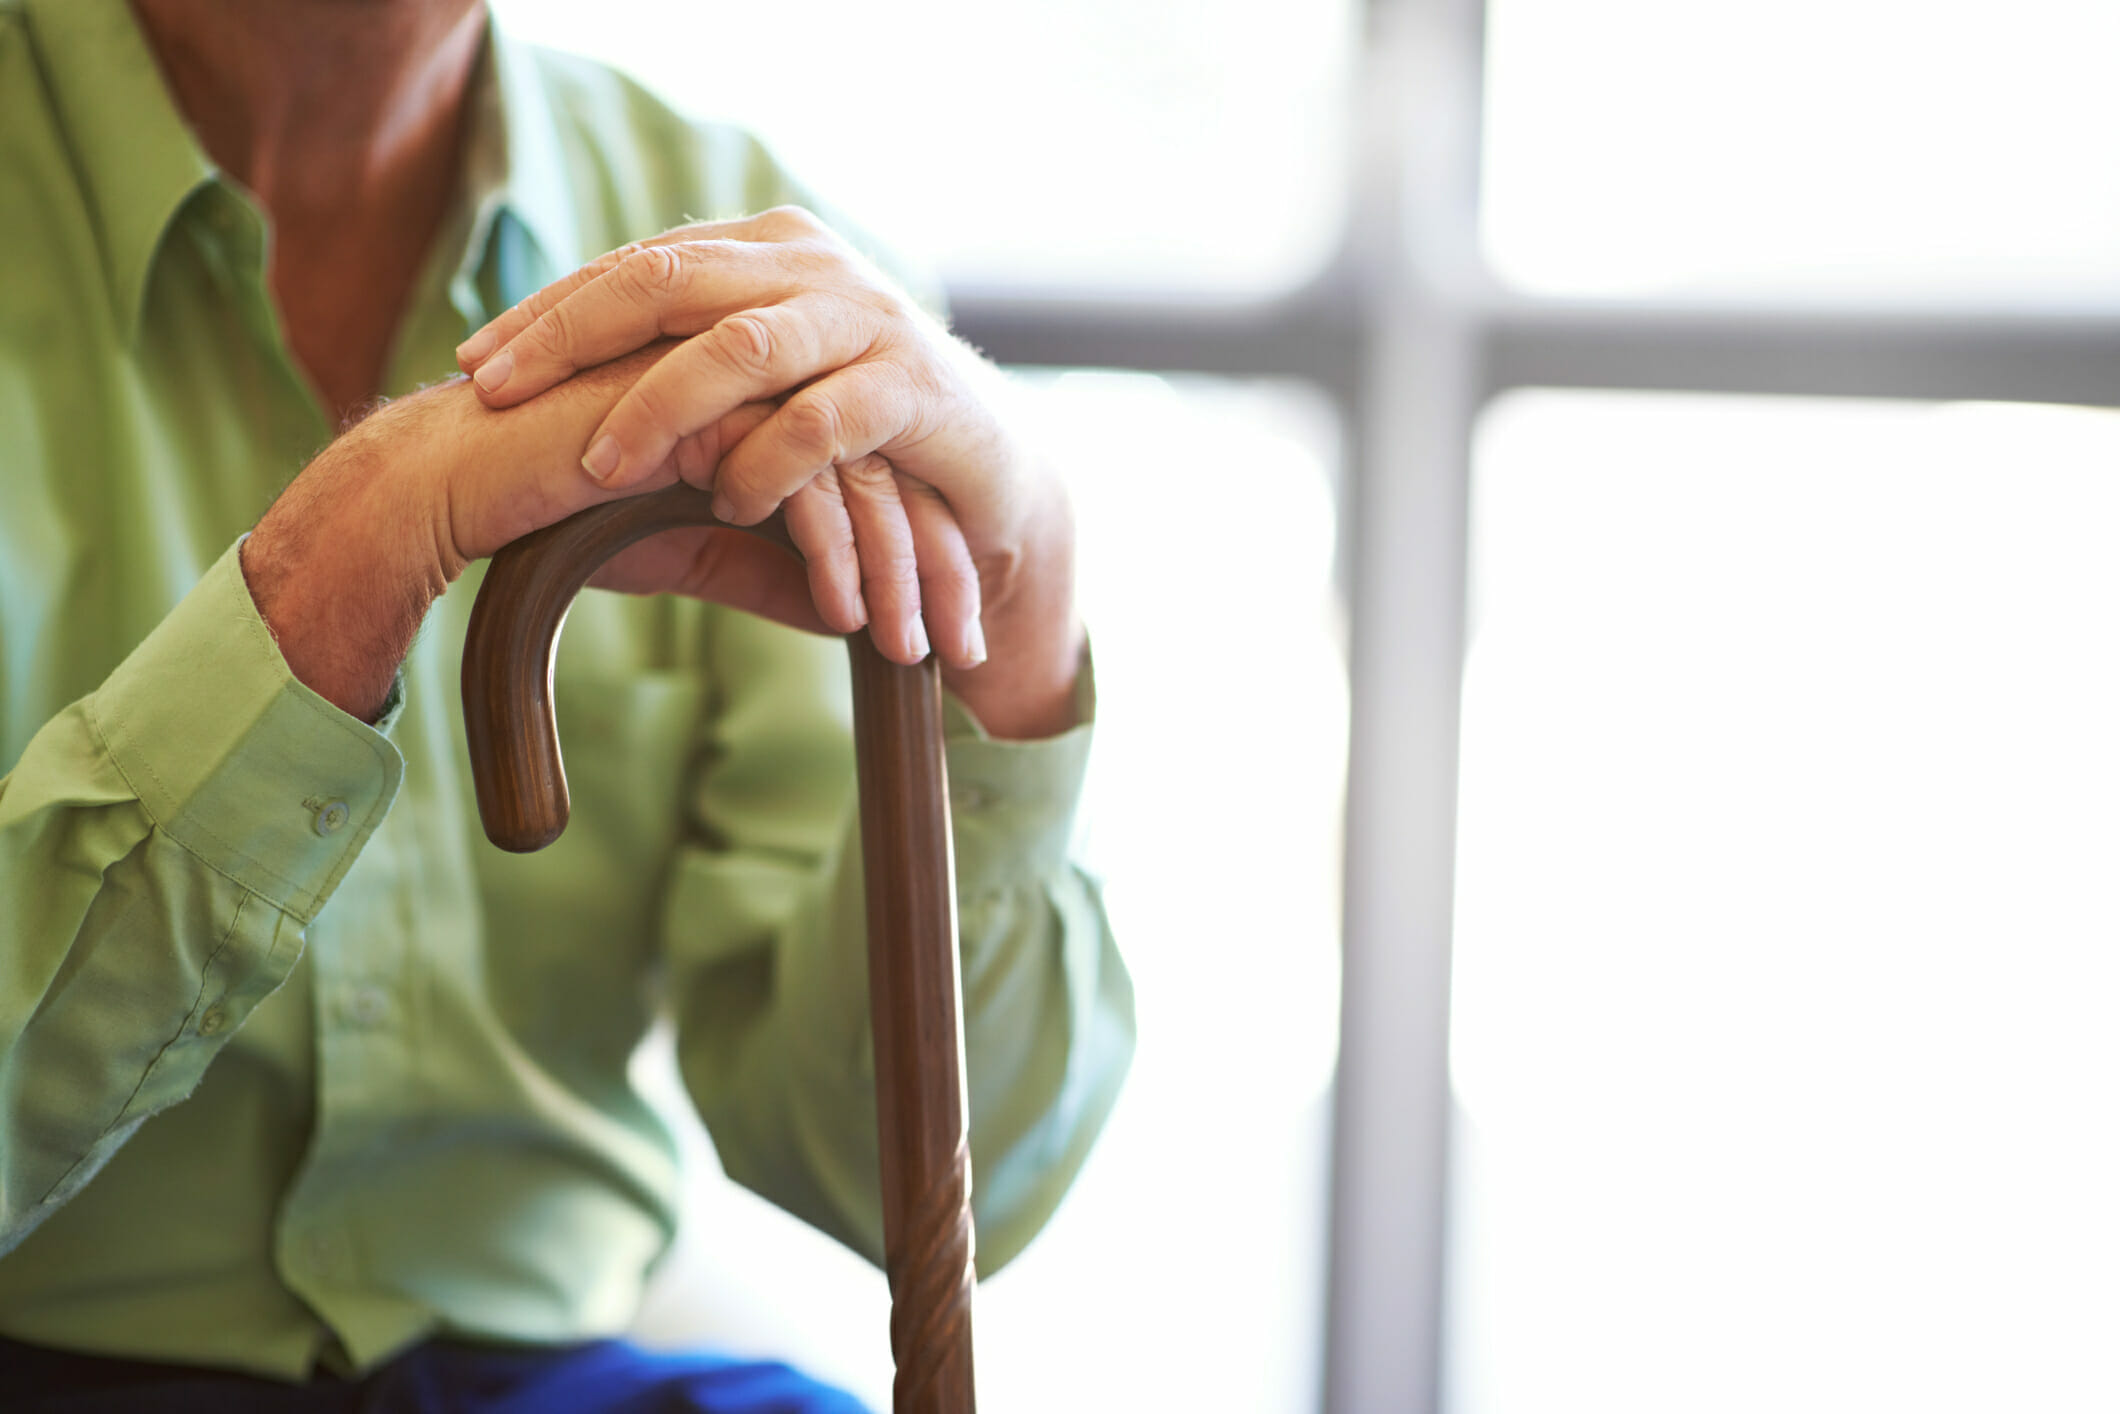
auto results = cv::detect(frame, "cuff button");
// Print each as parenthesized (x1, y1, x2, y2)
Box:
(313, 800, 351, 836)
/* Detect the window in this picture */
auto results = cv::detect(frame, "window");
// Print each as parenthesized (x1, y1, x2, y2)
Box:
(1448, 392, 2120, 1413)
(1335, 4, 2120, 1414)
(1481, 0, 2120, 300)
(492, 0, 1357, 296)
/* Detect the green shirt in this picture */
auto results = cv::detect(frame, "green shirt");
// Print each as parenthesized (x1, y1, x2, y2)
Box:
(0, 0, 1132, 1379)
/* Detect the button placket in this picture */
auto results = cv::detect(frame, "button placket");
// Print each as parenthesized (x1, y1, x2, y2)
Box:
(338, 984, 394, 1031)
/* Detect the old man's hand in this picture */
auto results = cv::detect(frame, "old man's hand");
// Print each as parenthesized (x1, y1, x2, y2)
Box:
(453, 208, 1083, 740)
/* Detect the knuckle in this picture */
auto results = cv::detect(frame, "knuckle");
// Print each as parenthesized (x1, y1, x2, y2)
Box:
(921, 548, 977, 600)
(713, 310, 780, 376)
(864, 545, 921, 596)
(804, 466, 849, 511)
(527, 300, 578, 360)
(598, 241, 647, 275)
(762, 204, 825, 235)
(783, 391, 848, 462)
(499, 294, 540, 333)
(795, 488, 858, 555)
(671, 428, 717, 485)
(910, 521, 976, 600)
(840, 450, 894, 486)
(624, 243, 686, 300)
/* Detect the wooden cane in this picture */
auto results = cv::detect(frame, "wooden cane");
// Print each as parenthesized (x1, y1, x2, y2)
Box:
(461, 485, 976, 1414)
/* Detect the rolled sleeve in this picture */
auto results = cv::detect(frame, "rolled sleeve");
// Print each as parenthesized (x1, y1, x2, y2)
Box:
(87, 540, 403, 923)
(937, 658, 1130, 1271)
(940, 663, 1097, 896)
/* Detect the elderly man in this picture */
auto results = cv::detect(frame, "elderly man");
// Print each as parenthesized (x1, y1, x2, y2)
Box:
(0, 0, 1132, 1409)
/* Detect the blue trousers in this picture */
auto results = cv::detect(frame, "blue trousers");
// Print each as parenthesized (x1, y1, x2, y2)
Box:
(0, 1336, 875, 1413)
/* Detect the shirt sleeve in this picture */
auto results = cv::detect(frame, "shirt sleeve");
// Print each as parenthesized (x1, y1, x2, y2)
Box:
(0, 541, 401, 1254)
(665, 610, 1134, 1275)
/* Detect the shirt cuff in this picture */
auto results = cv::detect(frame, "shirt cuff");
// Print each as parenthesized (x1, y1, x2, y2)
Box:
(941, 653, 1097, 895)
(88, 540, 404, 922)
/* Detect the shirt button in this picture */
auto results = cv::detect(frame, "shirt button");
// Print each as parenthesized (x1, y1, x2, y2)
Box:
(343, 985, 393, 1030)
(313, 800, 350, 836)
(198, 1004, 229, 1036)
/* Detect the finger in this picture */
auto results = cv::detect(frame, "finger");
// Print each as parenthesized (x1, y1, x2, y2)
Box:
(457, 242, 639, 374)
(704, 362, 920, 521)
(666, 399, 780, 489)
(455, 207, 835, 372)
(467, 240, 800, 408)
(899, 476, 985, 669)
(782, 472, 868, 634)
(839, 453, 928, 664)
(584, 303, 882, 490)
(590, 526, 830, 635)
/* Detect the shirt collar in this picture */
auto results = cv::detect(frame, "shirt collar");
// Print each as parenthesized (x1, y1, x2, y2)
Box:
(475, 20, 583, 296)
(24, 0, 584, 343)
(23, 0, 214, 342)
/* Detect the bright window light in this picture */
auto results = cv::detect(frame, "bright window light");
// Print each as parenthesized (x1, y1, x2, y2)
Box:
(491, 0, 1357, 297)
(633, 370, 1349, 1414)
(1481, 0, 2120, 302)
(1447, 391, 2120, 1414)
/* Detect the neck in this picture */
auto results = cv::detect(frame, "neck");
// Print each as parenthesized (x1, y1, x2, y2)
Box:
(130, 0, 489, 418)
(130, 0, 487, 219)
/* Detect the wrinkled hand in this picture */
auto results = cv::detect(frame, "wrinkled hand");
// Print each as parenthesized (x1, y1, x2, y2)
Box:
(247, 345, 817, 722)
(452, 208, 1084, 736)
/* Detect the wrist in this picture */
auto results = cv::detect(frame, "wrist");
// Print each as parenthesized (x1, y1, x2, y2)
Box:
(243, 407, 453, 721)
(943, 616, 1086, 741)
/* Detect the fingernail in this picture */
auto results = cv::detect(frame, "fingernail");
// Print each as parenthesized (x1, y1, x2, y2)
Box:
(909, 617, 932, 661)
(962, 618, 987, 667)
(472, 348, 514, 394)
(710, 492, 735, 522)
(456, 328, 496, 366)
(582, 435, 621, 482)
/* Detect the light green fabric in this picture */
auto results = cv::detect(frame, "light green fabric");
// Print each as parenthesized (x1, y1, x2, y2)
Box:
(0, 0, 1132, 1380)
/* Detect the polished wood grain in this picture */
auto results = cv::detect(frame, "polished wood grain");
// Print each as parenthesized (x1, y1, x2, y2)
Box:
(462, 485, 975, 1413)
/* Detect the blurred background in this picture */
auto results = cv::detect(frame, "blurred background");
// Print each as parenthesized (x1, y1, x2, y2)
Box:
(492, 1, 2120, 1409)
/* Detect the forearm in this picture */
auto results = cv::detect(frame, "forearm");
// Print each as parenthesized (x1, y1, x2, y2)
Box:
(239, 344, 698, 723)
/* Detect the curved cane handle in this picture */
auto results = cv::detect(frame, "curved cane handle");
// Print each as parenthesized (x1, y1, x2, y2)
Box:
(461, 485, 976, 1413)
(461, 486, 799, 852)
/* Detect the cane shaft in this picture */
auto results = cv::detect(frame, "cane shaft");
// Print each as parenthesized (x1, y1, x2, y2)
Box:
(461, 485, 977, 1413)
